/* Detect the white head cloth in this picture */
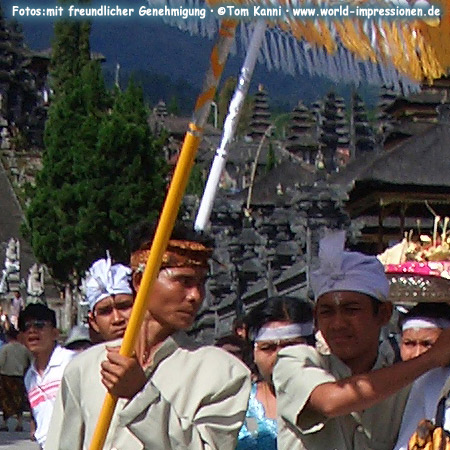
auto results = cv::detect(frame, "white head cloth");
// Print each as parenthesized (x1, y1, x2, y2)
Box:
(254, 323, 314, 341)
(310, 231, 389, 302)
(85, 255, 132, 311)
(402, 317, 450, 331)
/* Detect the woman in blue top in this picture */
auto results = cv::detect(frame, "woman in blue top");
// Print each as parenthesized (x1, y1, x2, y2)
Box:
(237, 295, 315, 450)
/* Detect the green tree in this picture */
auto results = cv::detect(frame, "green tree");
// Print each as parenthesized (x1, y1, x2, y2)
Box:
(25, 61, 109, 281)
(50, 19, 91, 95)
(92, 81, 168, 260)
(24, 23, 167, 284)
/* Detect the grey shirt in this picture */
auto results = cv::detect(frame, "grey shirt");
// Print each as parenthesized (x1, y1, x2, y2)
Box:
(273, 344, 410, 450)
(45, 331, 251, 450)
(0, 341, 31, 376)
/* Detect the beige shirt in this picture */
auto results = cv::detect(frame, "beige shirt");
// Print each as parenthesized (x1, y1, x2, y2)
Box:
(45, 331, 251, 450)
(273, 344, 410, 450)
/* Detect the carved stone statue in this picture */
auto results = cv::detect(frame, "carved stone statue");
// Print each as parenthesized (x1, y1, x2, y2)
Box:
(1, 238, 20, 291)
(1, 126, 10, 150)
(0, 271, 8, 294)
(26, 263, 45, 303)
(6, 238, 17, 259)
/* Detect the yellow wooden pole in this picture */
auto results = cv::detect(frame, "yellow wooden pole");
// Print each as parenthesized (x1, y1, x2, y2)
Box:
(89, 19, 237, 450)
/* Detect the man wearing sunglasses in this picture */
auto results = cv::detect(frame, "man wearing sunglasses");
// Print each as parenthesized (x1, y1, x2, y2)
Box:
(19, 303, 74, 448)
(85, 255, 134, 342)
(45, 221, 251, 450)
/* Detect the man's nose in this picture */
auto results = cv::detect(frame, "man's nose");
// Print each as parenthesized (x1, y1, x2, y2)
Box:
(186, 285, 204, 303)
(412, 345, 424, 359)
(111, 307, 124, 322)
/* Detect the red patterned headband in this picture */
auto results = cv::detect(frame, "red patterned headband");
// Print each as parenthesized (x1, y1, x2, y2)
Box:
(130, 239, 213, 272)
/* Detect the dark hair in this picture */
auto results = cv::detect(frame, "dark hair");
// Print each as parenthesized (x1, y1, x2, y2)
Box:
(215, 334, 248, 348)
(246, 295, 315, 344)
(400, 302, 450, 329)
(18, 304, 57, 332)
(5, 327, 19, 340)
(128, 220, 214, 254)
(216, 334, 254, 372)
(232, 316, 248, 334)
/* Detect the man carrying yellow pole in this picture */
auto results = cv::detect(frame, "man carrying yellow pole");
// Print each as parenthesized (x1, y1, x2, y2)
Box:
(43, 16, 245, 450)
(45, 220, 251, 450)
(87, 17, 237, 450)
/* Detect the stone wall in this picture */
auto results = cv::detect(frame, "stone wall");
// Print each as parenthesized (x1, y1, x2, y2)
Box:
(187, 182, 354, 344)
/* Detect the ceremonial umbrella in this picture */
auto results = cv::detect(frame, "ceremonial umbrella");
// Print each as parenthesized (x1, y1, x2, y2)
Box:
(90, 1, 450, 447)
(196, 0, 450, 230)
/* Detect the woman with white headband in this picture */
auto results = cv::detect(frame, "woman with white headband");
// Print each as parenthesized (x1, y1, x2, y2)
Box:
(394, 302, 450, 450)
(400, 302, 450, 362)
(236, 296, 315, 450)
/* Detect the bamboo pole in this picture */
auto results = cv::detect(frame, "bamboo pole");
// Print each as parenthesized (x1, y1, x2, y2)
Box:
(195, 20, 267, 231)
(89, 19, 237, 450)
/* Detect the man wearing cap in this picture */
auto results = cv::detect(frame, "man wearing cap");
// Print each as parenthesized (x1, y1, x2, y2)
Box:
(19, 304, 74, 448)
(394, 303, 450, 450)
(45, 221, 251, 450)
(86, 256, 134, 342)
(64, 325, 91, 353)
(273, 231, 450, 450)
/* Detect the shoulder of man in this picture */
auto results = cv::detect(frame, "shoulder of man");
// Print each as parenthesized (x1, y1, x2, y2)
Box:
(154, 341, 250, 390)
(145, 343, 250, 416)
(14, 341, 31, 355)
(277, 344, 325, 366)
(171, 332, 249, 373)
(63, 340, 112, 374)
(194, 345, 250, 374)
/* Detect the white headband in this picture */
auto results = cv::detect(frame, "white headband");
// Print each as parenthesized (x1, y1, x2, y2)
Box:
(310, 231, 389, 303)
(254, 323, 314, 342)
(402, 317, 450, 331)
(85, 255, 133, 311)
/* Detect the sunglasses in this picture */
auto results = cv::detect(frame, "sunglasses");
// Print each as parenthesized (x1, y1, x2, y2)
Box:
(22, 320, 51, 332)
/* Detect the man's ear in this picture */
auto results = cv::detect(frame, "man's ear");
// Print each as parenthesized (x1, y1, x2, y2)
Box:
(88, 312, 100, 333)
(378, 301, 394, 326)
(52, 327, 60, 341)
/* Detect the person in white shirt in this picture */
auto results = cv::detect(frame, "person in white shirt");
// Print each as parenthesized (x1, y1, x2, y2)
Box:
(45, 221, 251, 450)
(19, 303, 74, 448)
(10, 290, 24, 330)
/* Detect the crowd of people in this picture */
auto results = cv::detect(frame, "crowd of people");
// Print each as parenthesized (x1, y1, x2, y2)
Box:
(222, 231, 450, 450)
(1, 223, 450, 449)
